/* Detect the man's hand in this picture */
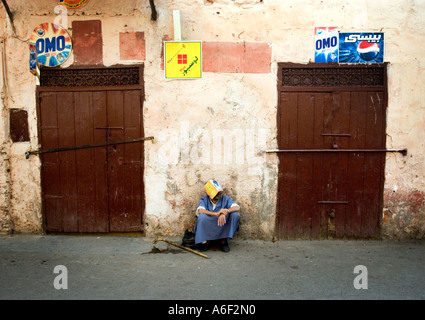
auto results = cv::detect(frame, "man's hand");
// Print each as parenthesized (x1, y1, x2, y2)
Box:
(218, 208, 229, 226)
(218, 213, 226, 227)
(218, 208, 229, 216)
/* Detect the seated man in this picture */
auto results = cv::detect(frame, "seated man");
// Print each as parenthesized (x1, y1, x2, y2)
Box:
(193, 180, 240, 252)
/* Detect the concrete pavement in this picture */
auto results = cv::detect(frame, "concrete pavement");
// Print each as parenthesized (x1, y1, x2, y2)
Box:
(0, 234, 424, 301)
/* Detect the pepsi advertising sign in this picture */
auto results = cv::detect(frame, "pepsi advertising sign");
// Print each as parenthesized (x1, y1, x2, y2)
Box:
(339, 32, 384, 63)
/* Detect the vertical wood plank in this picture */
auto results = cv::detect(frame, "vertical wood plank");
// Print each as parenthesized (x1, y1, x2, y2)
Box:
(92, 91, 110, 232)
(122, 90, 143, 231)
(277, 92, 298, 239)
(321, 93, 341, 237)
(311, 93, 326, 238)
(362, 91, 385, 237)
(346, 91, 367, 238)
(57, 92, 78, 232)
(74, 91, 109, 232)
(107, 90, 125, 232)
(74, 91, 93, 232)
(40, 92, 62, 232)
(296, 93, 315, 238)
(335, 91, 351, 237)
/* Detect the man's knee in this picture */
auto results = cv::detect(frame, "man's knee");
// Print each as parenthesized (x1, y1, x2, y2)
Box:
(197, 213, 209, 225)
(228, 211, 240, 223)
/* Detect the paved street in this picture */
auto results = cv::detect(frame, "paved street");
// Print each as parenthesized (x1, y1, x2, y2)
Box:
(1, 234, 424, 302)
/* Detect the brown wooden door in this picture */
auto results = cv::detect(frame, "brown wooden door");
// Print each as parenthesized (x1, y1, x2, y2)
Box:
(277, 64, 387, 239)
(39, 89, 144, 233)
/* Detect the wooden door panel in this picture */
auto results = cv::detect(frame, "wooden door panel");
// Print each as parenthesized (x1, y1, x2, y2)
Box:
(310, 94, 327, 238)
(348, 92, 368, 149)
(121, 91, 144, 232)
(74, 91, 109, 232)
(40, 92, 79, 232)
(91, 91, 110, 232)
(362, 155, 383, 237)
(345, 153, 365, 237)
(56, 92, 79, 232)
(106, 91, 125, 232)
(321, 92, 349, 237)
(107, 90, 143, 232)
(365, 92, 386, 148)
(360, 91, 385, 237)
(39, 93, 61, 231)
(277, 88, 386, 239)
(74, 92, 96, 232)
(277, 92, 298, 239)
(344, 92, 368, 237)
(296, 93, 315, 238)
(40, 89, 144, 233)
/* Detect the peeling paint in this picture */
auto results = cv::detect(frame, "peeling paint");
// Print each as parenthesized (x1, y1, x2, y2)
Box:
(0, 152, 13, 233)
(383, 189, 425, 239)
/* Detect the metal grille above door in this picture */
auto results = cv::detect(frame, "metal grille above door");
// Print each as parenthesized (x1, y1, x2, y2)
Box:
(276, 63, 388, 239)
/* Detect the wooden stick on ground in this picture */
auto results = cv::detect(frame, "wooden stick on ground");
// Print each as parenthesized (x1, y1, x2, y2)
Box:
(153, 238, 210, 259)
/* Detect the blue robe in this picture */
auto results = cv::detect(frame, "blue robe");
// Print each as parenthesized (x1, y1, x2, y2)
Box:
(193, 195, 240, 244)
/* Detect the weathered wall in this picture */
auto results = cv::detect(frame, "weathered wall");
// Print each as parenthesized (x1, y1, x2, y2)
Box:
(0, 0, 424, 238)
(374, 1, 425, 238)
(0, 10, 12, 233)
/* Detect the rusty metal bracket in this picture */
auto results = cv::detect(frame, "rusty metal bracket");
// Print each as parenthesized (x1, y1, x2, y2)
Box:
(264, 148, 408, 156)
(25, 136, 155, 159)
(149, 0, 158, 21)
(1, 0, 13, 23)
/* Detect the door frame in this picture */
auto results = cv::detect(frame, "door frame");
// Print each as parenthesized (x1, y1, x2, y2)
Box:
(276, 62, 388, 239)
(36, 64, 145, 233)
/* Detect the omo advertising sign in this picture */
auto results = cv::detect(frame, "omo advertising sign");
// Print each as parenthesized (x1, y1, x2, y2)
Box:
(29, 23, 72, 67)
(164, 41, 202, 79)
(339, 32, 384, 63)
(315, 27, 339, 63)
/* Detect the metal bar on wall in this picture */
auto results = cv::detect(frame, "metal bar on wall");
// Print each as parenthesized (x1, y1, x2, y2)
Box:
(149, 0, 157, 21)
(1, 0, 13, 22)
(25, 136, 155, 159)
(265, 148, 408, 156)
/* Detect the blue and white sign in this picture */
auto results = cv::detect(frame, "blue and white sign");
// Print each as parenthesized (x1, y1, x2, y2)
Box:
(339, 32, 384, 63)
(315, 27, 339, 63)
(29, 23, 72, 67)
